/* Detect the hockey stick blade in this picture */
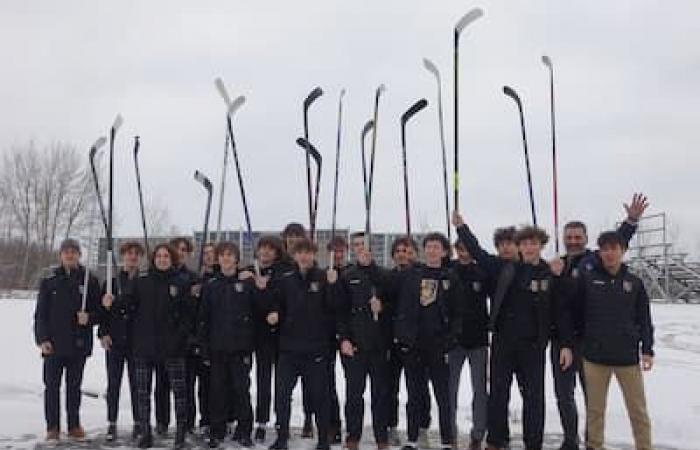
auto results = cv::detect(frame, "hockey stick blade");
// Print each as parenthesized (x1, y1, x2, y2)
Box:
(304, 87, 324, 110)
(296, 137, 322, 167)
(214, 77, 233, 107)
(194, 170, 213, 192)
(362, 120, 375, 140)
(340, 88, 347, 99)
(111, 114, 124, 133)
(90, 137, 107, 154)
(542, 55, 553, 68)
(228, 95, 246, 117)
(401, 99, 429, 126)
(503, 85, 523, 107)
(455, 8, 484, 35)
(423, 57, 440, 80)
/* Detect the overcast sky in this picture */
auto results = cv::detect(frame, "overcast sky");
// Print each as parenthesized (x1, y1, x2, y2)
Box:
(1, 0, 698, 255)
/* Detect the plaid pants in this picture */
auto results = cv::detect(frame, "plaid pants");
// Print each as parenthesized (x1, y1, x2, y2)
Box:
(135, 357, 187, 429)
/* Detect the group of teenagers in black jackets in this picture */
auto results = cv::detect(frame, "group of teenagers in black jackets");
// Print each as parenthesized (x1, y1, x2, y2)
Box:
(33, 193, 655, 450)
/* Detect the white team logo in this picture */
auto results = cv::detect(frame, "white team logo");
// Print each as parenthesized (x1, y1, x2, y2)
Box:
(572, 268, 580, 279)
(310, 282, 320, 293)
(191, 284, 201, 298)
(420, 279, 438, 306)
(530, 280, 539, 292)
(472, 281, 481, 292)
(169, 285, 179, 298)
(235, 282, 244, 293)
(78, 285, 84, 296)
(540, 280, 549, 292)
(623, 281, 633, 293)
(441, 279, 451, 291)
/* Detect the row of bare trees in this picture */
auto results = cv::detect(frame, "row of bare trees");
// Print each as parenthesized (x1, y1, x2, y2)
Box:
(0, 141, 98, 289)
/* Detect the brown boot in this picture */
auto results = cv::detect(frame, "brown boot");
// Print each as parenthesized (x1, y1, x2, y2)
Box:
(469, 439, 483, 450)
(345, 439, 359, 450)
(68, 426, 86, 441)
(377, 441, 390, 450)
(46, 428, 60, 442)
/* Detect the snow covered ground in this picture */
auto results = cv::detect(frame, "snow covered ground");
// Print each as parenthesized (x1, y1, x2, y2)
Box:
(0, 298, 697, 449)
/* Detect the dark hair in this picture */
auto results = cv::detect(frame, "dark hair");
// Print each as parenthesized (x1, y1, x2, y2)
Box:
(423, 232, 450, 251)
(215, 241, 241, 261)
(119, 240, 145, 256)
(514, 226, 550, 245)
(564, 221, 588, 235)
(281, 222, 306, 238)
(349, 231, 365, 240)
(202, 242, 216, 251)
(257, 234, 284, 256)
(597, 230, 626, 249)
(151, 243, 179, 268)
(291, 237, 318, 254)
(169, 237, 193, 253)
(493, 226, 517, 247)
(391, 236, 418, 256)
(327, 235, 348, 251)
(453, 240, 465, 250)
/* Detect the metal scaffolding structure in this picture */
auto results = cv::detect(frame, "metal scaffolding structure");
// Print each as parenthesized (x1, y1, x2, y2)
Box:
(626, 213, 700, 303)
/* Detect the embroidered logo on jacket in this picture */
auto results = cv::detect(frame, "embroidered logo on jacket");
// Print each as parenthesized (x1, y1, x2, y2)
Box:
(472, 281, 482, 292)
(623, 280, 633, 293)
(420, 279, 438, 306)
(441, 279, 451, 291)
(169, 285, 179, 298)
(235, 282, 245, 293)
(309, 281, 320, 293)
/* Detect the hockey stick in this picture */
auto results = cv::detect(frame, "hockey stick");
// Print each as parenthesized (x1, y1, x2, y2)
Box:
(133, 136, 150, 256)
(361, 119, 375, 251)
(303, 87, 324, 234)
(400, 99, 429, 236)
(194, 170, 213, 273)
(296, 137, 322, 240)
(107, 114, 123, 297)
(542, 55, 559, 252)
(330, 89, 346, 268)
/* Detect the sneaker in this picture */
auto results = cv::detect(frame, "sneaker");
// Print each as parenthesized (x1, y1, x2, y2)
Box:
(402, 445, 417, 450)
(389, 428, 401, 446)
(255, 426, 266, 442)
(240, 436, 255, 447)
(45, 428, 60, 443)
(68, 426, 86, 441)
(270, 436, 289, 450)
(302, 416, 314, 439)
(316, 441, 330, 450)
(345, 439, 359, 450)
(330, 428, 342, 445)
(208, 436, 220, 448)
(377, 442, 390, 450)
(484, 445, 501, 450)
(106, 423, 117, 442)
(558, 443, 580, 450)
(233, 425, 243, 441)
(418, 429, 430, 449)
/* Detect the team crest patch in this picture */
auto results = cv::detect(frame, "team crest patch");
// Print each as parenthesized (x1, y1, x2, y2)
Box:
(235, 282, 245, 293)
(420, 279, 438, 306)
(540, 280, 549, 292)
(190, 284, 201, 297)
(349, 279, 361, 285)
(441, 279, 450, 291)
(243, 355, 251, 366)
(530, 280, 539, 292)
(78, 285, 84, 296)
(472, 281, 481, 292)
(623, 281, 633, 293)
(169, 285, 179, 298)
(572, 268, 580, 279)
(310, 282, 320, 293)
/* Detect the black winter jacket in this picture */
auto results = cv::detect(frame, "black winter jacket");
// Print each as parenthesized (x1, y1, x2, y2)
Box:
(97, 270, 138, 351)
(449, 260, 490, 349)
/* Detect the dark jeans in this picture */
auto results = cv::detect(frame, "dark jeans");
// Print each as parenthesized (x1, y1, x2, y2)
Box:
(255, 337, 277, 424)
(105, 347, 139, 424)
(550, 337, 586, 446)
(328, 349, 341, 431)
(487, 336, 546, 450)
(341, 349, 390, 444)
(401, 347, 452, 445)
(186, 355, 210, 428)
(155, 362, 171, 427)
(274, 351, 330, 444)
(43, 355, 86, 431)
(388, 347, 431, 430)
(209, 351, 253, 438)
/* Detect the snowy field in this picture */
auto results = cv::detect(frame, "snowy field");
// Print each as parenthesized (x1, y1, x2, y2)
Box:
(0, 298, 697, 449)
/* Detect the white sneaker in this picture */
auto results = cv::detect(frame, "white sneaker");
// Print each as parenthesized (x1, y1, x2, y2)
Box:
(418, 428, 430, 449)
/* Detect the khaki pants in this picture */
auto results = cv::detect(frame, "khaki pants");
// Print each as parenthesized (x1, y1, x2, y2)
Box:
(583, 359, 653, 450)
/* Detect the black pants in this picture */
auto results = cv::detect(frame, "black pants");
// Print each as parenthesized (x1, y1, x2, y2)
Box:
(135, 357, 188, 430)
(388, 348, 431, 430)
(550, 337, 585, 446)
(402, 347, 452, 445)
(328, 349, 341, 432)
(275, 351, 330, 443)
(105, 347, 139, 424)
(255, 337, 277, 424)
(186, 355, 210, 428)
(487, 336, 546, 450)
(43, 355, 86, 431)
(209, 351, 253, 438)
(155, 362, 171, 427)
(341, 349, 390, 444)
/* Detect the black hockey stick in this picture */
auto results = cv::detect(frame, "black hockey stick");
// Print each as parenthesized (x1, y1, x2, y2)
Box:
(194, 170, 213, 273)
(542, 55, 559, 252)
(400, 99, 429, 236)
(360, 119, 375, 250)
(303, 87, 324, 233)
(296, 137, 322, 241)
(133, 136, 150, 256)
(330, 89, 346, 268)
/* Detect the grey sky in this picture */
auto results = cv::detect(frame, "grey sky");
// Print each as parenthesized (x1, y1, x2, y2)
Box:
(1, 1, 698, 254)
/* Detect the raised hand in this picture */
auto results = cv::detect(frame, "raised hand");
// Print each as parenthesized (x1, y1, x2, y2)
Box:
(451, 210, 465, 227)
(624, 193, 649, 223)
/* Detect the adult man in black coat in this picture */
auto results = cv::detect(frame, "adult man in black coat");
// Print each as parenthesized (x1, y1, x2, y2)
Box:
(34, 238, 101, 443)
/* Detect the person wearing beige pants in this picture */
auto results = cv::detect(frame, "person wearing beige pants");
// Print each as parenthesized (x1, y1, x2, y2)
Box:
(566, 227, 655, 450)
(583, 359, 653, 450)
